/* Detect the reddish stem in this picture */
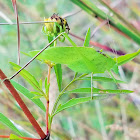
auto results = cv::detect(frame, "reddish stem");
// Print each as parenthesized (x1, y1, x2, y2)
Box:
(0, 135, 40, 140)
(11, 0, 20, 65)
(69, 32, 125, 55)
(46, 66, 51, 135)
(47, 66, 51, 85)
(46, 100, 49, 135)
(0, 69, 46, 139)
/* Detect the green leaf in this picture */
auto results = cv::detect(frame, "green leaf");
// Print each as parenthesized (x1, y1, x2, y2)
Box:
(98, 0, 140, 37)
(70, 0, 140, 45)
(45, 84, 50, 95)
(112, 64, 119, 74)
(53, 94, 112, 116)
(114, 49, 140, 66)
(79, 76, 125, 83)
(32, 95, 43, 99)
(30, 91, 43, 96)
(10, 62, 44, 94)
(10, 134, 24, 140)
(54, 64, 62, 91)
(63, 33, 77, 47)
(83, 28, 91, 47)
(11, 80, 46, 112)
(66, 88, 133, 94)
(0, 113, 23, 136)
(39, 79, 43, 89)
(27, 47, 116, 73)
(48, 36, 54, 47)
(45, 77, 48, 93)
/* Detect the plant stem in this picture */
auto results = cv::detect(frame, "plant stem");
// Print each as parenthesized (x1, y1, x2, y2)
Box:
(98, 0, 140, 36)
(46, 65, 51, 135)
(91, 72, 93, 99)
(46, 35, 57, 135)
(69, 32, 125, 55)
(54, 38, 57, 47)
(9, 32, 64, 80)
(11, 0, 20, 65)
(51, 73, 88, 116)
(0, 21, 55, 25)
(0, 69, 46, 139)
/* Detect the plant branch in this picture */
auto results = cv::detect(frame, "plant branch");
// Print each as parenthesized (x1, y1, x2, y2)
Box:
(51, 73, 88, 116)
(9, 32, 65, 80)
(69, 32, 125, 55)
(46, 65, 51, 135)
(0, 21, 55, 25)
(0, 69, 46, 139)
(90, 20, 108, 38)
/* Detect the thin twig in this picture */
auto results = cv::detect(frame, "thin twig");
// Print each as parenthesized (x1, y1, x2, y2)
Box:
(0, 10, 81, 26)
(90, 20, 108, 38)
(11, 0, 20, 65)
(69, 32, 125, 55)
(98, 0, 140, 36)
(51, 73, 88, 116)
(0, 21, 55, 25)
(62, 10, 82, 18)
(9, 32, 64, 80)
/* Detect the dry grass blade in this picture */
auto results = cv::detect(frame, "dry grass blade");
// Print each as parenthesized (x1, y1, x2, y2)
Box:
(0, 21, 55, 25)
(11, 0, 20, 65)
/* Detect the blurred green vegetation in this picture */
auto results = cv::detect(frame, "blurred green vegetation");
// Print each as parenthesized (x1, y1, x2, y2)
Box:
(0, 0, 140, 140)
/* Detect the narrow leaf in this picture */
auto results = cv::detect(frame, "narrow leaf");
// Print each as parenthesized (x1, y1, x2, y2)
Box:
(0, 113, 23, 136)
(10, 62, 43, 94)
(54, 64, 62, 91)
(30, 91, 43, 96)
(70, 0, 140, 45)
(11, 80, 46, 112)
(63, 33, 77, 47)
(112, 64, 119, 74)
(45, 77, 48, 94)
(53, 94, 112, 116)
(48, 36, 54, 47)
(39, 79, 43, 89)
(66, 88, 133, 94)
(10, 134, 23, 140)
(114, 49, 140, 66)
(79, 76, 125, 83)
(83, 28, 91, 47)
(32, 95, 43, 99)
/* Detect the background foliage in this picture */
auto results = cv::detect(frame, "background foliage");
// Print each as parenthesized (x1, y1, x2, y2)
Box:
(0, 0, 140, 140)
